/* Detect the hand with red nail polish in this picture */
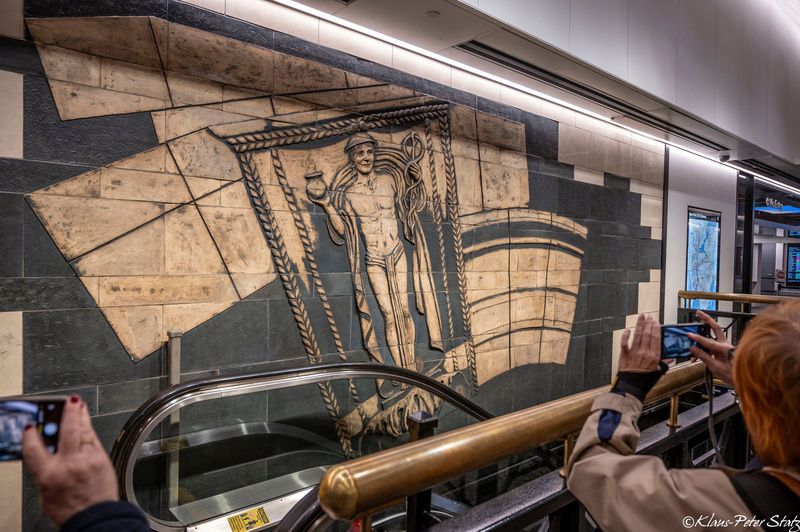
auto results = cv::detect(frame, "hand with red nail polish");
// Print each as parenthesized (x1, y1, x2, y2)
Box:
(22, 396, 119, 526)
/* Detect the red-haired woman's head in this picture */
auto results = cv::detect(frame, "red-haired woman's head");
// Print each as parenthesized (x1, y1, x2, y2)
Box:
(734, 300, 800, 467)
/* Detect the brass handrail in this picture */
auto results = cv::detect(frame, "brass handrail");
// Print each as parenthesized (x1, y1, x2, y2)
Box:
(319, 361, 706, 520)
(678, 290, 793, 305)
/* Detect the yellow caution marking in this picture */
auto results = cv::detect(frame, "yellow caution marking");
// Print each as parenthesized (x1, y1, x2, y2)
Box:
(227, 507, 270, 532)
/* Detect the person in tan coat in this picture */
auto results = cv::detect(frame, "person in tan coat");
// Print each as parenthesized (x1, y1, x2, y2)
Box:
(567, 303, 800, 531)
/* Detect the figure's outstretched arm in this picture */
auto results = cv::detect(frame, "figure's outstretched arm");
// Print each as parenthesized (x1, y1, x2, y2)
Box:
(306, 172, 345, 240)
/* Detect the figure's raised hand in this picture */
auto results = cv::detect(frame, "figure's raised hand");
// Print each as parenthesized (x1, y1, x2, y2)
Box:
(688, 310, 734, 385)
(619, 314, 661, 373)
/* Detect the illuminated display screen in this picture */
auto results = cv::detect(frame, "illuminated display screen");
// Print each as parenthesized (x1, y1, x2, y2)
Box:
(787, 245, 800, 287)
(686, 208, 721, 310)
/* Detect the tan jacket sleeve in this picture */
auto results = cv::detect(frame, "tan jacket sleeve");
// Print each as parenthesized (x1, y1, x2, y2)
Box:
(566, 392, 758, 531)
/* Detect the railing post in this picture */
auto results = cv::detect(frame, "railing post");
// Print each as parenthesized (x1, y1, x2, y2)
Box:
(666, 393, 681, 429)
(166, 330, 182, 511)
(406, 411, 439, 532)
(559, 434, 576, 479)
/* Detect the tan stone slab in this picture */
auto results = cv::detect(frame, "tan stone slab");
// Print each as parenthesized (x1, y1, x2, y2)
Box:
(222, 85, 265, 101)
(37, 168, 101, 198)
(273, 52, 347, 94)
(474, 332, 509, 354)
(651, 227, 662, 240)
(27, 17, 162, 69)
(0, 462, 21, 532)
(629, 178, 663, 198)
(476, 348, 511, 384)
(100, 57, 168, 100)
(575, 114, 606, 136)
(510, 246, 550, 272)
(466, 245, 509, 272)
(547, 249, 582, 272)
(479, 143, 527, 169)
(97, 274, 238, 306)
(558, 123, 590, 167)
(28, 194, 164, 260)
(540, 334, 570, 364)
(510, 291, 546, 329)
(73, 218, 164, 277)
(165, 205, 226, 274)
(111, 145, 173, 174)
(155, 20, 275, 92)
(0, 71, 23, 159)
(0, 312, 22, 396)
(163, 301, 235, 339)
(0, 0, 22, 39)
(49, 80, 167, 120)
(510, 270, 548, 289)
(450, 105, 477, 140)
(102, 305, 163, 359)
(640, 195, 663, 228)
(589, 133, 620, 175)
(207, 118, 271, 138)
(166, 71, 223, 106)
(465, 271, 509, 291)
(623, 144, 645, 180)
(220, 181, 252, 208)
(480, 160, 529, 209)
(272, 96, 321, 116)
(631, 134, 664, 155)
(230, 273, 277, 299)
(153, 105, 256, 143)
(643, 151, 664, 184)
(80, 277, 99, 301)
(476, 112, 525, 152)
(222, 97, 275, 119)
(573, 166, 605, 187)
(511, 343, 542, 368)
(168, 130, 242, 180)
(543, 290, 577, 326)
(469, 291, 510, 336)
(199, 205, 273, 274)
(99, 166, 191, 204)
(185, 176, 223, 205)
(36, 43, 100, 86)
(546, 269, 582, 288)
(638, 281, 660, 314)
(500, 86, 542, 116)
(541, 100, 576, 126)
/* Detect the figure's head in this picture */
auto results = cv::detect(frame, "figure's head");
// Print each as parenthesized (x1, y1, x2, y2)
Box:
(733, 300, 800, 467)
(345, 133, 377, 176)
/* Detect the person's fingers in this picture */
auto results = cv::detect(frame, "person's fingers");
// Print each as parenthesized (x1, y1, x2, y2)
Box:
(22, 425, 50, 480)
(621, 328, 631, 355)
(78, 401, 102, 447)
(688, 333, 727, 354)
(695, 311, 725, 340)
(632, 314, 646, 350)
(689, 346, 721, 369)
(648, 317, 660, 356)
(58, 396, 82, 455)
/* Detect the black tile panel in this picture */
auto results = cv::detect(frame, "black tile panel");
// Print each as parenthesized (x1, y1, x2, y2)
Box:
(0, 157, 94, 194)
(23, 204, 73, 277)
(0, 277, 94, 311)
(25, 0, 168, 17)
(0, 193, 24, 276)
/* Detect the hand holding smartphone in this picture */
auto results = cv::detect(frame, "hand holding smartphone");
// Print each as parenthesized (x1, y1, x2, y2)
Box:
(661, 323, 711, 360)
(0, 396, 66, 461)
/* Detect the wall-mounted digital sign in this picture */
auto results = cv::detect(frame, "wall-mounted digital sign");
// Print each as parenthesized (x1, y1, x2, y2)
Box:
(787, 244, 800, 287)
(686, 208, 721, 310)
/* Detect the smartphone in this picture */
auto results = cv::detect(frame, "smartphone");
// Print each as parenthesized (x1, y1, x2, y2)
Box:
(0, 396, 66, 461)
(661, 323, 710, 360)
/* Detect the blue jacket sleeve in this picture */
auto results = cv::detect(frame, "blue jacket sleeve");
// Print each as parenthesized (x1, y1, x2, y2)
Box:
(60, 501, 149, 532)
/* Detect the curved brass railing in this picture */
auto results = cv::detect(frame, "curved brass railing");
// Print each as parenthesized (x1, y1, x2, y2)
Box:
(678, 290, 794, 305)
(319, 361, 706, 520)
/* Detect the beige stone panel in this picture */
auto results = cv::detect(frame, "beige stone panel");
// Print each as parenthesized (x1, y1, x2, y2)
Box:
(476, 348, 510, 385)
(168, 130, 242, 180)
(0, 462, 21, 532)
(625, 311, 658, 329)
(541, 100, 575, 126)
(37, 168, 101, 198)
(186, 177, 223, 206)
(207, 118, 271, 138)
(640, 195, 663, 228)
(558, 123, 590, 167)
(631, 134, 664, 155)
(470, 291, 510, 336)
(449, 105, 477, 140)
(480, 160, 528, 209)
(540, 331, 570, 364)
(225, 0, 319, 43)
(28, 195, 164, 260)
(451, 69, 501, 101)
(165, 205, 226, 274)
(617, 142, 632, 178)
(605, 123, 632, 144)
(73, 218, 165, 277)
(638, 281, 661, 314)
(49, 80, 167, 120)
(222, 85, 265, 101)
(480, 144, 527, 169)
(0, 312, 22, 396)
(157, 21, 275, 92)
(392, 46, 451, 86)
(166, 71, 223, 106)
(510, 270, 547, 289)
(543, 290, 577, 326)
(651, 227, 662, 240)
(629, 179, 663, 198)
(155, 106, 255, 143)
(319, 20, 392, 65)
(589, 133, 620, 174)
(573, 166, 604, 187)
(99, 167, 191, 204)
(547, 269, 582, 288)
(163, 301, 234, 339)
(611, 327, 630, 377)
(476, 112, 525, 152)
(220, 181, 252, 208)
(199, 206, 273, 274)
(222, 97, 275, 119)
(27, 17, 162, 69)
(102, 306, 163, 359)
(272, 96, 320, 116)
(111, 145, 172, 173)
(650, 269, 661, 283)
(465, 271, 509, 292)
(230, 273, 277, 299)
(548, 249, 582, 272)
(0, 0, 22, 38)
(100, 58, 168, 100)
(511, 344, 541, 368)
(98, 274, 238, 307)
(575, 114, 607, 136)
(500, 86, 542, 115)
(182, 0, 224, 12)
(466, 246, 509, 273)
(451, 156, 481, 214)
(643, 151, 664, 184)
(625, 145, 646, 180)
(0, 71, 23, 159)
(510, 246, 550, 272)
(510, 291, 546, 329)
(510, 328, 542, 348)
(36, 43, 100, 86)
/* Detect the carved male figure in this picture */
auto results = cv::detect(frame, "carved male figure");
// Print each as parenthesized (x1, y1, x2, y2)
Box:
(306, 132, 443, 372)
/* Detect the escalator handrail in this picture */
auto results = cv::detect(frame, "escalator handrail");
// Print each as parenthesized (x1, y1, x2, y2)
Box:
(110, 361, 493, 525)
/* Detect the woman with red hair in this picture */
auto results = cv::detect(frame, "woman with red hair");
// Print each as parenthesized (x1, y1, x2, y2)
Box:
(567, 303, 800, 531)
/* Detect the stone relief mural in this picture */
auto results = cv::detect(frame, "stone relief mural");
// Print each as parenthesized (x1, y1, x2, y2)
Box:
(19, 14, 641, 456)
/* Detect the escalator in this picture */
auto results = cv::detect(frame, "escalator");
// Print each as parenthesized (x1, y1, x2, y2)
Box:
(111, 363, 499, 531)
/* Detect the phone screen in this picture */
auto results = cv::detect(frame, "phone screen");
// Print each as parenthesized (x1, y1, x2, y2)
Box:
(661, 323, 710, 360)
(0, 399, 65, 461)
